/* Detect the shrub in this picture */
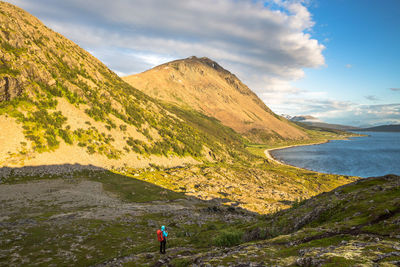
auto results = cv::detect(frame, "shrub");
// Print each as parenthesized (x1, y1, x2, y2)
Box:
(58, 129, 73, 144)
(0, 63, 20, 76)
(213, 229, 243, 247)
(170, 258, 193, 267)
(119, 124, 127, 131)
(87, 146, 95, 154)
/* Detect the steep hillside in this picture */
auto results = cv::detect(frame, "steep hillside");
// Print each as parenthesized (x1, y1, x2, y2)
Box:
(123, 56, 309, 143)
(0, 2, 251, 168)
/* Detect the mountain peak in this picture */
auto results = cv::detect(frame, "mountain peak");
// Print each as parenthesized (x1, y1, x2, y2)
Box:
(291, 115, 321, 123)
(158, 56, 228, 74)
(124, 58, 309, 142)
(0, 2, 236, 167)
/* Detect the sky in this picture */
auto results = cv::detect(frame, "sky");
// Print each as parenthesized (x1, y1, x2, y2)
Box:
(6, 0, 400, 127)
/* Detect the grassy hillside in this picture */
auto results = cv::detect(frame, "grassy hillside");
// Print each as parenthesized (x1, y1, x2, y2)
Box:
(191, 174, 400, 266)
(0, 2, 259, 168)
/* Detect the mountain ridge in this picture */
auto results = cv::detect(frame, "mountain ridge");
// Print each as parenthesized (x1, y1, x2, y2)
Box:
(123, 56, 309, 143)
(288, 115, 359, 131)
(356, 124, 400, 132)
(0, 2, 254, 168)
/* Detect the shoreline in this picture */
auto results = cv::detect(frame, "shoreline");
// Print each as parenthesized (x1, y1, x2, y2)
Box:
(264, 140, 330, 166)
(264, 133, 365, 170)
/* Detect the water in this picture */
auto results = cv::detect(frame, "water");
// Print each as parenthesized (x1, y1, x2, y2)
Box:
(270, 132, 400, 177)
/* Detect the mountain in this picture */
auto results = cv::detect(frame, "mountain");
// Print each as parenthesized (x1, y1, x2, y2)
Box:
(0, 2, 251, 168)
(290, 115, 321, 123)
(123, 56, 309, 143)
(1, 4, 388, 265)
(0, 2, 358, 216)
(290, 115, 358, 131)
(357, 124, 400, 132)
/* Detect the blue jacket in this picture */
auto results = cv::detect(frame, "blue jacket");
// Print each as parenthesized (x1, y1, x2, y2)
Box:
(161, 225, 168, 239)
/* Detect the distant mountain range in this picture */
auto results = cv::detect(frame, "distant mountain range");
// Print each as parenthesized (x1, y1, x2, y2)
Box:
(285, 115, 359, 131)
(286, 114, 400, 132)
(356, 124, 400, 132)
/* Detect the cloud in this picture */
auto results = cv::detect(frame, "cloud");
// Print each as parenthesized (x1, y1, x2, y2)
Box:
(365, 95, 379, 101)
(8, 0, 397, 126)
(6, 0, 324, 94)
(271, 96, 400, 126)
(345, 64, 352, 68)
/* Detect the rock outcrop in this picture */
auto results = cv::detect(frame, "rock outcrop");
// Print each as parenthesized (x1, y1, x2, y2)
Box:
(0, 76, 23, 101)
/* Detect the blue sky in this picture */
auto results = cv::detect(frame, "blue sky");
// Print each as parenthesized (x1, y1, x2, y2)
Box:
(289, 0, 400, 125)
(7, 0, 400, 126)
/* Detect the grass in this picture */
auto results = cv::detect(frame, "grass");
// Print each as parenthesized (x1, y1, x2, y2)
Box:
(88, 171, 185, 203)
(0, 168, 398, 266)
(0, 169, 257, 265)
(213, 229, 244, 247)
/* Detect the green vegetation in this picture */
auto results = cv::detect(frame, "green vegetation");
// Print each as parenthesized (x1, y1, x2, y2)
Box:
(89, 170, 184, 202)
(1, 170, 398, 266)
(1, 29, 259, 162)
(0, 39, 26, 56)
(0, 62, 20, 76)
(213, 229, 244, 247)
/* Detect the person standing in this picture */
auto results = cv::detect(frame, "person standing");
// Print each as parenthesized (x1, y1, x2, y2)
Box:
(157, 225, 168, 254)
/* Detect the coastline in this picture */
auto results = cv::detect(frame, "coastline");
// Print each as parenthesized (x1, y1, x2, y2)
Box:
(264, 133, 365, 170)
(264, 140, 331, 166)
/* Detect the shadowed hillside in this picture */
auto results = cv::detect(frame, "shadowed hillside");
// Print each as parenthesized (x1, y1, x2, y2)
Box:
(0, 167, 398, 266)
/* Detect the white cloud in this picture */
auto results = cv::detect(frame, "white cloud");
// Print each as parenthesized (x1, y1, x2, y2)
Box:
(7, 0, 324, 93)
(345, 64, 352, 68)
(269, 95, 400, 126)
(10, 0, 397, 127)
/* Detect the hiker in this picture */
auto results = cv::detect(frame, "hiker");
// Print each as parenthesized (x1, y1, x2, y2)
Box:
(157, 225, 168, 254)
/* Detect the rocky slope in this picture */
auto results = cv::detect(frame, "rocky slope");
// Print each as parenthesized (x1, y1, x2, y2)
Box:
(123, 56, 309, 143)
(188, 174, 400, 266)
(0, 2, 253, 168)
(0, 168, 398, 266)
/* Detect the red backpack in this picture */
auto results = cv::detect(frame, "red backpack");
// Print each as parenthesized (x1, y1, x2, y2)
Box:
(157, 229, 164, 242)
